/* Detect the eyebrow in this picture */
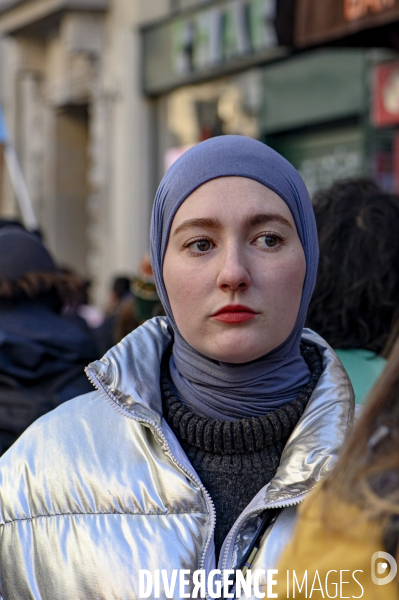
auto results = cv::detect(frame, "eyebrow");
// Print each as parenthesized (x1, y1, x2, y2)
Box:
(172, 213, 293, 236)
(173, 217, 222, 236)
(245, 213, 293, 229)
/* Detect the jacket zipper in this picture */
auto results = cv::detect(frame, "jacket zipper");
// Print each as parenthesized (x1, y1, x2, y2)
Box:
(85, 367, 216, 575)
(220, 491, 312, 576)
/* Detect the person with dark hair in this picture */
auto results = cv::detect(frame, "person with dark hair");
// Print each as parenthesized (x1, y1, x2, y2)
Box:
(92, 275, 134, 355)
(113, 256, 163, 343)
(0, 227, 98, 453)
(0, 137, 353, 598)
(306, 178, 399, 404)
(131, 253, 163, 324)
(112, 276, 131, 303)
(275, 336, 399, 600)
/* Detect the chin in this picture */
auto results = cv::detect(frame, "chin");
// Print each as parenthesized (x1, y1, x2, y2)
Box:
(217, 352, 264, 364)
(204, 337, 269, 364)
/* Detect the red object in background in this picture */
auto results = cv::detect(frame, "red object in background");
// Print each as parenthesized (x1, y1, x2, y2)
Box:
(373, 61, 399, 126)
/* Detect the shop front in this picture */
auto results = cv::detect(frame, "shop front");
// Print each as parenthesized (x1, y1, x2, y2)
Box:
(142, 0, 399, 198)
(292, 0, 399, 194)
(260, 48, 369, 197)
(141, 0, 294, 181)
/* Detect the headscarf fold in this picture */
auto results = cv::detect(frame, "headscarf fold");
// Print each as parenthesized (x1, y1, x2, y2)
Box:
(150, 136, 319, 421)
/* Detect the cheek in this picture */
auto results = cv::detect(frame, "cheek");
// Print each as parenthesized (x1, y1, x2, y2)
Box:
(286, 252, 307, 295)
(163, 260, 181, 314)
(281, 253, 306, 316)
(163, 256, 209, 324)
(260, 252, 306, 311)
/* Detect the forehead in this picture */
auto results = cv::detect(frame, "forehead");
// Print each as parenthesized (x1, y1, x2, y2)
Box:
(170, 176, 295, 227)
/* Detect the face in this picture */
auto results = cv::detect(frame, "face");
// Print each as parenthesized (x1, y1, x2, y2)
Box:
(163, 176, 306, 363)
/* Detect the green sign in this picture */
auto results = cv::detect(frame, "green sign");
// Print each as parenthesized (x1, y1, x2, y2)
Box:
(142, 0, 287, 96)
(171, 0, 277, 74)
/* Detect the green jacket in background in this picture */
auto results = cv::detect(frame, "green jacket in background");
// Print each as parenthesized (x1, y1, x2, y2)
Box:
(335, 348, 386, 405)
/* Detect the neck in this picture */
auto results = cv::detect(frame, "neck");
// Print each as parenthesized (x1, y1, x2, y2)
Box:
(168, 334, 312, 421)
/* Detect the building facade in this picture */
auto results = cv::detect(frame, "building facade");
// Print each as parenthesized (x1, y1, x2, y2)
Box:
(0, 0, 168, 304)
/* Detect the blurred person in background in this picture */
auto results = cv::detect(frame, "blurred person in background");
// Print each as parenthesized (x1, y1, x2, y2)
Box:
(276, 335, 399, 600)
(115, 253, 162, 342)
(61, 267, 104, 330)
(108, 276, 132, 312)
(0, 227, 98, 454)
(306, 178, 399, 404)
(93, 274, 133, 355)
(131, 252, 164, 324)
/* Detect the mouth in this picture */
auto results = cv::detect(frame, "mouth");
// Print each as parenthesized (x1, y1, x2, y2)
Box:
(211, 304, 259, 324)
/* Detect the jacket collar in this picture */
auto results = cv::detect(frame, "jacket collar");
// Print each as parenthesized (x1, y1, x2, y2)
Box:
(266, 328, 354, 504)
(87, 317, 172, 426)
(87, 317, 354, 502)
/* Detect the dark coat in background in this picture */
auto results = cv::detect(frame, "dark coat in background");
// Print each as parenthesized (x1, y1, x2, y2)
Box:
(0, 301, 97, 453)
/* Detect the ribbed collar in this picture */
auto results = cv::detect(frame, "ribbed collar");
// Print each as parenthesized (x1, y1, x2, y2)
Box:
(162, 344, 322, 456)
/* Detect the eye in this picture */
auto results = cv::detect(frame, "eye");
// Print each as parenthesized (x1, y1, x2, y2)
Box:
(263, 235, 277, 247)
(252, 232, 284, 251)
(185, 237, 214, 255)
(194, 239, 212, 252)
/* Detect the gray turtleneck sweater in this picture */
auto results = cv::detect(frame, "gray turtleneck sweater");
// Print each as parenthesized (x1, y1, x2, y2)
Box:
(162, 343, 322, 558)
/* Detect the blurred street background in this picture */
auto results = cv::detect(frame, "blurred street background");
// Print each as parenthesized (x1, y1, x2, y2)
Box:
(0, 0, 399, 307)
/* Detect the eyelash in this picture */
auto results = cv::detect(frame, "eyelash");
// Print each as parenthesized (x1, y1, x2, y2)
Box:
(183, 231, 286, 256)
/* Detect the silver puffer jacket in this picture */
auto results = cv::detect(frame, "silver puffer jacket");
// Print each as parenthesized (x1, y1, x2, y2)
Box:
(0, 318, 354, 599)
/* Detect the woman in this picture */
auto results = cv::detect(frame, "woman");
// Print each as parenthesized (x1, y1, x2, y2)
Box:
(307, 178, 399, 404)
(275, 336, 399, 600)
(0, 136, 353, 599)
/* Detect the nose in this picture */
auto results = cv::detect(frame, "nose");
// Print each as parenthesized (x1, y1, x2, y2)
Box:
(216, 246, 251, 292)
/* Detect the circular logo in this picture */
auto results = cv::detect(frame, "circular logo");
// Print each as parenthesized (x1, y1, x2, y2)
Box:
(371, 552, 397, 586)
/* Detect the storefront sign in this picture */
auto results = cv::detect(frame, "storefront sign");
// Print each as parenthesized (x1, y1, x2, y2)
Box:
(171, 0, 277, 74)
(345, 0, 395, 22)
(372, 60, 399, 126)
(142, 0, 291, 96)
(295, 0, 399, 47)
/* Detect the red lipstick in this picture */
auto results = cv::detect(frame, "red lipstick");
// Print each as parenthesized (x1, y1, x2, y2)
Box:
(211, 304, 258, 324)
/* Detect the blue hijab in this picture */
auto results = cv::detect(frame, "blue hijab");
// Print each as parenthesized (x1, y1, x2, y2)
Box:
(150, 136, 319, 421)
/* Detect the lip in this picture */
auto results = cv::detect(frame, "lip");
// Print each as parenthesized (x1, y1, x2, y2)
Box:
(211, 304, 259, 324)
